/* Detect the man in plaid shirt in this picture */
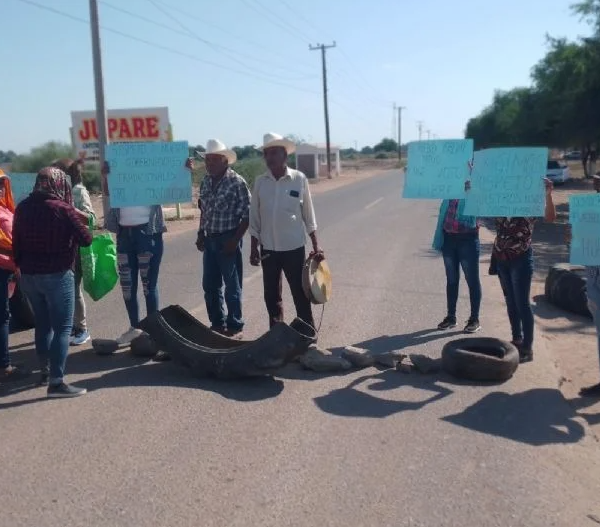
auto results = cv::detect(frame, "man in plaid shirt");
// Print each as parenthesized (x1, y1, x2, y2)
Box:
(196, 139, 251, 338)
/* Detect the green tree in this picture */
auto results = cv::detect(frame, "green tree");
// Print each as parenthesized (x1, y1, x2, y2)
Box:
(11, 141, 74, 173)
(373, 138, 398, 152)
(0, 150, 17, 164)
(465, 1, 600, 176)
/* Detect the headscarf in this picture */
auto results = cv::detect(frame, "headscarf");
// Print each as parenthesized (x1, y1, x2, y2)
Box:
(0, 170, 15, 213)
(33, 166, 73, 205)
(52, 158, 83, 186)
(0, 170, 15, 258)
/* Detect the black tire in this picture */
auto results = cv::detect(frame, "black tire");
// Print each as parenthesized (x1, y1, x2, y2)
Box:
(549, 269, 591, 318)
(139, 305, 316, 379)
(442, 337, 519, 382)
(9, 281, 35, 330)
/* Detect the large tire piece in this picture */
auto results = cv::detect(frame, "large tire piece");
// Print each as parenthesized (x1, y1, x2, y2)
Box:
(442, 337, 519, 383)
(139, 305, 316, 379)
(544, 263, 591, 318)
(158, 304, 253, 348)
(9, 281, 35, 330)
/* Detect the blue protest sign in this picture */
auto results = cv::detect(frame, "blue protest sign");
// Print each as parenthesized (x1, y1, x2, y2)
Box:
(106, 141, 192, 207)
(402, 139, 473, 199)
(569, 193, 600, 266)
(8, 173, 38, 204)
(464, 147, 548, 217)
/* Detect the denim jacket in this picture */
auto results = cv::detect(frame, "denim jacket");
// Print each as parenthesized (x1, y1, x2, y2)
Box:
(431, 199, 477, 251)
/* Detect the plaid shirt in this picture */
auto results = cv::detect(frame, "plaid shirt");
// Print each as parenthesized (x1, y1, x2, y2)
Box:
(443, 199, 478, 234)
(199, 169, 251, 234)
(13, 194, 93, 275)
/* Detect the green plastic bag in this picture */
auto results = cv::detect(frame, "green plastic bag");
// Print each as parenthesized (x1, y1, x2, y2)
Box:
(80, 217, 119, 301)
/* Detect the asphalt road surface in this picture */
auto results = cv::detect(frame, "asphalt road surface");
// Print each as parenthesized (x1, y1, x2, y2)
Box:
(2, 170, 600, 527)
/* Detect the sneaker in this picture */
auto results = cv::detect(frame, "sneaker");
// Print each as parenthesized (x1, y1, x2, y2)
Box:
(579, 383, 600, 397)
(519, 349, 533, 364)
(464, 318, 481, 334)
(225, 328, 244, 340)
(70, 329, 91, 346)
(0, 365, 30, 382)
(210, 326, 227, 335)
(116, 327, 144, 346)
(437, 317, 457, 330)
(47, 382, 87, 398)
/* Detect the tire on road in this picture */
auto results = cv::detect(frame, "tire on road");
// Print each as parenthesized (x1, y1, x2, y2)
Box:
(544, 263, 590, 318)
(441, 337, 519, 383)
(9, 281, 35, 330)
(139, 305, 317, 379)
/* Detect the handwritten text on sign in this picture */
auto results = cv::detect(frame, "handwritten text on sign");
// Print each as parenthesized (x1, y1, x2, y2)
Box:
(402, 139, 473, 199)
(464, 147, 548, 217)
(106, 141, 192, 207)
(569, 193, 600, 266)
(8, 173, 38, 204)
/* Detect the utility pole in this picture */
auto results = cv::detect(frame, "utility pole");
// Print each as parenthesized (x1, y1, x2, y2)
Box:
(417, 121, 424, 141)
(427, 129, 431, 140)
(89, 0, 110, 217)
(310, 42, 336, 178)
(392, 103, 397, 141)
(397, 105, 406, 160)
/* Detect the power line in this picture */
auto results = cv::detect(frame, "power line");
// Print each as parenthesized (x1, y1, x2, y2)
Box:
(98, 0, 314, 81)
(15, 0, 320, 95)
(278, 0, 324, 42)
(241, 0, 312, 45)
(14, 0, 384, 135)
(152, 0, 317, 71)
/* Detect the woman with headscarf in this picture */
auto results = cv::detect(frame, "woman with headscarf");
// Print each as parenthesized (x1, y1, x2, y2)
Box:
(13, 167, 92, 398)
(52, 158, 96, 346)
(0, 169, 30, 381)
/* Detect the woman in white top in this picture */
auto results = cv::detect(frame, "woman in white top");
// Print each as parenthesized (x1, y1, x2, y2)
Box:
(102, 159, 193, 344)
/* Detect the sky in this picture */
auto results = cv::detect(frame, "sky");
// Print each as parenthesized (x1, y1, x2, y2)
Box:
(0, 0, 593, 154)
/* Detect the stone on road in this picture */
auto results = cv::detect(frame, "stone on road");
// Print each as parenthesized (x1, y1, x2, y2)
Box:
(1, 170, 600, 527)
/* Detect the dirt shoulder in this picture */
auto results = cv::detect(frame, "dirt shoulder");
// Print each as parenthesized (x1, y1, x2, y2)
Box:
(89, 160, 397, 236)
(480, 164, 600, 437)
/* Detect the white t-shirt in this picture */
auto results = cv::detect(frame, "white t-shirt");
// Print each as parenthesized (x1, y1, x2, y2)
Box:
(119, 206, 152, 227)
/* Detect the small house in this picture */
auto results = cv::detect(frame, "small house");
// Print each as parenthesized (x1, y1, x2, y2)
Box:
(295, 143, 341, 179)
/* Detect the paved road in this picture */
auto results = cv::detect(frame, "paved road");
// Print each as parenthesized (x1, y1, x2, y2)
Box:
(2, 170, 600, 527)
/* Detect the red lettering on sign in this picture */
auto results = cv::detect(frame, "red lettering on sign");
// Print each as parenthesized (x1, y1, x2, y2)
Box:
(79, 119, 98, 141)
(119, 118, 133, 139)
(145, 116, 159, 138)
(107, 118, 118, 138)
(78, 115, 163, 142)
(132, 117, 145, 138)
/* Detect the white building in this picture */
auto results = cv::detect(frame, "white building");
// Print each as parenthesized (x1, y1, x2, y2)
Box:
(295, 143, 341, 179)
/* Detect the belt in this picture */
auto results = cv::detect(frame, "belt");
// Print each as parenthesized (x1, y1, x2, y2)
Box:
(205, 228, 236, 238)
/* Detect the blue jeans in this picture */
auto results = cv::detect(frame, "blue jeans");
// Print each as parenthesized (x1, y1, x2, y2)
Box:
(117, 226, 164, 327)
(442, 232, 482, 319)
(496, 248, 534, 349)
(585, 267, 600, 366)
(20, 270, 75, 384)
(0, 269, 11, 369)
(203, 230, 244, 330)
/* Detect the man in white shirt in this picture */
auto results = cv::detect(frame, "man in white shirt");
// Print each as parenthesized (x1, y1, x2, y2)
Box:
(249, 133, 324, 329)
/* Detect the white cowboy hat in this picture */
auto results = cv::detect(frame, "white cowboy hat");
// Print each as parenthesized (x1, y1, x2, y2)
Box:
(197, 139, 237, 165)
(257, 132, 296, 155)
(302, 254, 332, 305)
